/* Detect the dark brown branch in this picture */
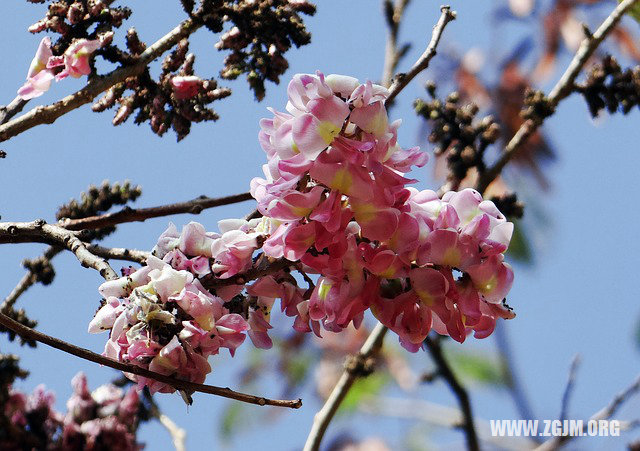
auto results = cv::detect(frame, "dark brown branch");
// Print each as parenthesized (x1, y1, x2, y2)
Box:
(303, 323, 388, 451)
(0, 18, 202, 143)
(60, 192, 253, 231)
(385, 5, 456, 106)
(200, 256, 292, 290)
(0, 221, 117, 280)
(476, 0, 639, 194)
(424, 336, 480, 451)
(0, 310, 302, 409)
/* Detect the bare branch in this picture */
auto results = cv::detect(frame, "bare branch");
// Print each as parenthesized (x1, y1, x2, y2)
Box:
(0, 18, 202, 143)
(424, 336, 479, 451)
(535, 373, 640, 450)
(0, 309, 302, 409)
(385, 5, 456, 106)
(0, 96, 28, 125)
(85, 244, 150, 264)
(60, 192, 253, 231)
(559, 354, 581, 422)
(476, 0, 640, 194)
(303, 322, 388, 451)
(381, 0, 411, 88)
(0, 221, 117, 280)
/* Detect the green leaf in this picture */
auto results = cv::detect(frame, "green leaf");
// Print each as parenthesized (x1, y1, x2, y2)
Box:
(340, 372, 390, 413)
(447, 349, 505, 387)
(220, 402, 245, 440)
(621, 0, 640, 23)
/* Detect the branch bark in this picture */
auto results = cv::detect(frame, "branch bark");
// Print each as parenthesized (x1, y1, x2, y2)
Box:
(0, 221, 118, 280)
(0, 17, 202, 143)
(303, 322, 388, 451)
(424, 336, 480, 451)
(381, 0, 411, 88)
(476, 0, 639, 194)
(0, 309, 302, 409)
(385, 5, 456, 106)
(60, 192, 253, 231)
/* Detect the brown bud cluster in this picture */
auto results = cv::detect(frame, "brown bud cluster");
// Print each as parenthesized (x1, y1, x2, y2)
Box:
(211, 0, 316, 100)
(27, 0, 132, 55)
(576, 55, 640, 117)
(521, 89, 554, 123)
(56, 180, 142, 240)
(414, 83, 501, 184)
(490, 192, 524, 220)
(93, 37, 232, 141)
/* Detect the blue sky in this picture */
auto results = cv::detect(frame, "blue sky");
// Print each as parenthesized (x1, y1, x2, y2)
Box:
(1, 1, 640, 449)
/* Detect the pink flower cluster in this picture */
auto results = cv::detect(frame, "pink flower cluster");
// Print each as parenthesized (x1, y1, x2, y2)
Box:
(2, 373, 141, 450)
(17, 36, 108, 100)
(90, 71, 516, 393)
(251, 72, 515, 350)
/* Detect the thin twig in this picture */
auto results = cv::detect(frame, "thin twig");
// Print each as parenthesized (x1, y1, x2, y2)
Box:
(385, 5, 456, 106)
(495, 324, 540, 434)
(0, 18, 202, 143)
(559, 354, 581, 422)
(1, 246, 59, 311)
(535, 373, 640, 450)
(303, 322, 388, 451)
(0, 310, 302, 409)
(424, 336, 480, 451)
(86, 244, 150, 264)
(381, 0, 411, 88)
(0, 96, 28, 125)
(0, 221, 118, 280)
(476, 0, 640, 194)
(60, 192, 253, 231)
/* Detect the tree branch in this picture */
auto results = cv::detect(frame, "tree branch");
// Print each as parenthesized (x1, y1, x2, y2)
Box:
(381, 0, 411, 88)
(1, 246, 59, 312)
(303, 322, 388, 451)
(0, 310, 302, 409)
(0, 221, 117, 280)
(60, 192, 253, 231)
(559, 354, 581, 423)
(0, 17, 203, 143)
(424, 336, 480, 451)
(85, 244, 150, 264)
(0, 96, 28, 125)
(385, 5, 456, 106)
(535, 373, 640, 450)
(476, 0, 639, 194)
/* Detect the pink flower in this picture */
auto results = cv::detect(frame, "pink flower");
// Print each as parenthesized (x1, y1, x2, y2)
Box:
(17, 37, 54, 99)
(171, 75, 202, 99)
(48, 38, 102, 80)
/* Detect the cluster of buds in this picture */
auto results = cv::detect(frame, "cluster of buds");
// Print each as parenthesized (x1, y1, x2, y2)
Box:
(414, 85, 501, 185)
(213, 0, 316, 100)
(90, 72, 516, 394)
(93, 38, 232, 141)
(1, 372, 142, 450)
(576, 55, 640, 117)
(27, 1, 131, 40)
